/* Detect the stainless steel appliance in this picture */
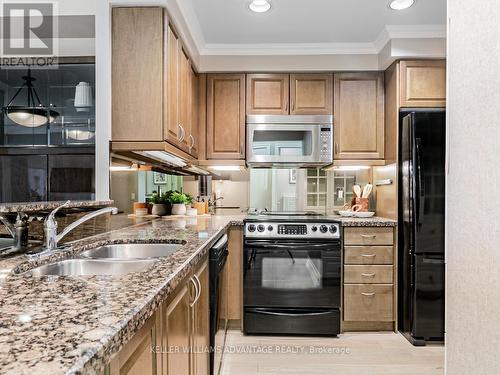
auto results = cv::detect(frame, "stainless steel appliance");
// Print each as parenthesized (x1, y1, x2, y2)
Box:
(243, 215, 341, 336)
(398, 109, 446, 346)
(246, 115, 333, 167)
(210, 234, 228, 375)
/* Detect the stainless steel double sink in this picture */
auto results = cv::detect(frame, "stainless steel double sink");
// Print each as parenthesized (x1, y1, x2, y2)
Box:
(25, 243, 183, 277)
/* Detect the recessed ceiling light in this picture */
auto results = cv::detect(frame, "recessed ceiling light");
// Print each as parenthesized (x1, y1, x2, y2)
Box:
(389, 0, 415, 10)
(249, 0, 271, 13)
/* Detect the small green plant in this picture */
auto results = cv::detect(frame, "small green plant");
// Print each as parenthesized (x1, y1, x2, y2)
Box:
(150, 193, 163, 204)
(185, 193, 194, 204)
(169, 192, 189, 204)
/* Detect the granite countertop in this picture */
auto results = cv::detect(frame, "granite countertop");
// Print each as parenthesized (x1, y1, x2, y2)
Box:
(0, 215, 244, 375)
(328, 215, 397, 227)
(0, 212, 394, 375)
(0, 200, 114, 214)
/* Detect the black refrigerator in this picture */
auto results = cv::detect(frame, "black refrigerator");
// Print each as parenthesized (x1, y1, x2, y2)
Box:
(398, 109, 445, 346)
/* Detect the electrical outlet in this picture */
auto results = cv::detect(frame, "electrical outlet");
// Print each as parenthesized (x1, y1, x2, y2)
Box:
(131, 193, 136, 200)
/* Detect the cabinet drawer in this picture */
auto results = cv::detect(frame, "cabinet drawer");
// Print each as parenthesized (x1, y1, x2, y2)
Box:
(344, 227, 394, 246)
(344, 265, 393, 284)
(344, 246, 393, 265)
(343, 284, 393, 322)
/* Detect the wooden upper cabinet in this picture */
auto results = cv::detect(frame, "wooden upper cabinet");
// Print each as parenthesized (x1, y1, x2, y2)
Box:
(206, 74, 246, 160)
(290, 74, 333, 115)
(246, 74, 289, 115)
(112, 7, 163, 142)
(400, 60, 446, 107)
(165, 23, 180, 145)
(334, 72, 385, 160)
(178, 46, 191, 151)
(189, 67, 199, 158)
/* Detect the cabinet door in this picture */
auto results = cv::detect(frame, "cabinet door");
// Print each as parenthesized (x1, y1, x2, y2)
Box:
(178, 46, 191, 151)
(206, 74, 245, 159)
(246, 74, 289, 115)
(112, 7, 163, 142)
(109, 313, 160, 375)
(163, 283, 192, 375)
(333, 72, 384, 160)
(189, 67, 199, 158)
(400, 60, 446, 107)
(165, 23, 180, 144)
(193, 260, 209, 375)
(290, 73, 333, 115)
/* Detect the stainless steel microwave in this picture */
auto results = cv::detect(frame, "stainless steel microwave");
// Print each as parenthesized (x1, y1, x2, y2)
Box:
(246, 115, 333, 168)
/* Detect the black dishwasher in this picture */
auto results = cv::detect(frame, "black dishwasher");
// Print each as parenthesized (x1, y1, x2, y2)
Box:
(209, 234, 228, 375)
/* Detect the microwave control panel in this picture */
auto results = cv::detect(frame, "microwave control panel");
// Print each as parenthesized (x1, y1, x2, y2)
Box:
(320, 127, 333, 162)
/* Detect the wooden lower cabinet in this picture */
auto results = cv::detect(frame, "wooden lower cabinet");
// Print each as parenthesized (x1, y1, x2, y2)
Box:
(344, 284, 394, 322)
(163, 281, 192, 375)
(109, 313, 161, 375)
(192, 259, 209, 375)
(107, 256, 210, 375)
(343, 226, 396, 331)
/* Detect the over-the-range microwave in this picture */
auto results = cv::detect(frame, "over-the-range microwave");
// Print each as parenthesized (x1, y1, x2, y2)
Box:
(246, 115, 333, 168)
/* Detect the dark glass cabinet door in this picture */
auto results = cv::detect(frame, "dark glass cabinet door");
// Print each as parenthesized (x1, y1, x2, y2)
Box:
(48, 154, 95, 200)
(0, 155, 48, 202)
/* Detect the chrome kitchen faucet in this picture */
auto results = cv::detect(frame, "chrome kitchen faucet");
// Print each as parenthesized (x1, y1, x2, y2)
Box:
(42, 201, 118, 254)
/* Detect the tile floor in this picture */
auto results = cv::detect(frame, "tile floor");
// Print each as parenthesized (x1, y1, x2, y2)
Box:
(219, 330, 444, 375)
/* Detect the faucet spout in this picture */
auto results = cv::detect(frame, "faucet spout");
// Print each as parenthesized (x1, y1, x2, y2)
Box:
(43, 202, 118, 252)
(56, 206, 118, 244)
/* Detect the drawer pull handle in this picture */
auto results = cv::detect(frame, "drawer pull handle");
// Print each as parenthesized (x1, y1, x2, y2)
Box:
(361, 273, 376, 277)
(361, 254, 376, 258)
(361, 292, 375, 297)
(361, 235, 377, 239)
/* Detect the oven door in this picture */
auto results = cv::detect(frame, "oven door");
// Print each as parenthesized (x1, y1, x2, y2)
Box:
(244, 239, 341, 309)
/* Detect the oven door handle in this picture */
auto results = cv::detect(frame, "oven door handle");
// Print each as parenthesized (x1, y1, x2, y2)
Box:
(244, 242, 338, 250)
(247, 308, 334, 317)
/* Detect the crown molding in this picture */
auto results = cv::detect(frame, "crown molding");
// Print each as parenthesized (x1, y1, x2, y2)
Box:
(165, 0, 446, 70)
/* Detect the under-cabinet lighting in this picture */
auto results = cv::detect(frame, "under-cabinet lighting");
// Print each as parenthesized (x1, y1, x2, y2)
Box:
(208, 165, 242, 171)
(389, 0, 415, 10)
(110, 165, 138, 172)
(333, 166, 371, 172)
(249, 0, 271, 13)
(137, 151, 187, 168)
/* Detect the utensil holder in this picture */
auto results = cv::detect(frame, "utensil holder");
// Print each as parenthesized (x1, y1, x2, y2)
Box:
(355, 197, 369, 212)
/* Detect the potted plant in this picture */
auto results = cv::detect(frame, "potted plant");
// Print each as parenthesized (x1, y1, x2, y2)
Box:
(169, 192, 189, 215)
(150, 193, 167, 216)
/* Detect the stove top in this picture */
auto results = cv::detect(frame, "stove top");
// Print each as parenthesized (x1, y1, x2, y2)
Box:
(244, 214, 340, 239)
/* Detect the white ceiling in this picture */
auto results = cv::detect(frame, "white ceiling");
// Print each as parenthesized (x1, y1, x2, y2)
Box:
(188, 0, 446, 45)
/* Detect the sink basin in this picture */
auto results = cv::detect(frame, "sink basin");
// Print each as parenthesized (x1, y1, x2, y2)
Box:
(80, 243, 182, 260)
(26, 259, 157, 277)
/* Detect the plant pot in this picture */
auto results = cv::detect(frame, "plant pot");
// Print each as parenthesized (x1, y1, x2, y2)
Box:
(171, 204, 187, 216)
(151, 204, 167, 216)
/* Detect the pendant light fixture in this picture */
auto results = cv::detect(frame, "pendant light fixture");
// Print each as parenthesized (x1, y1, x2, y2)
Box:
(3, 69, 59, 127)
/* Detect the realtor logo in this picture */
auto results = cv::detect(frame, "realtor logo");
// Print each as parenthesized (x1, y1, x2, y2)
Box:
(2, 1, 57, 56)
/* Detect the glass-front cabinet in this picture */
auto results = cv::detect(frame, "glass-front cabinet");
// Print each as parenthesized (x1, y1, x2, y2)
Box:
(0, 63, 95, 147)
(0, 61, 96, 203)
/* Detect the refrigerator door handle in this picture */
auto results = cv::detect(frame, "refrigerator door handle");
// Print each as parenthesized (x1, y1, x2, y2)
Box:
(415, 138, 425, 231)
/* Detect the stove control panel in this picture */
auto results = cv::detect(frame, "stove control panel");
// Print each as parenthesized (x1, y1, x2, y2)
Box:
(245, 222, 340, 239)
(278, 224, 307, 235)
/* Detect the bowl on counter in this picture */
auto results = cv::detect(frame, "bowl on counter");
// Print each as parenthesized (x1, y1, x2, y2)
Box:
(353, 211, 376, 218)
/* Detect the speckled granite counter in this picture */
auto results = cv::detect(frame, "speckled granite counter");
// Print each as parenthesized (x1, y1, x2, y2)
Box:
(0, 213, 394, 375)
(0, 200, 114, 214)
(328, 215, 397, 227)
(0, 215, 244, 375)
